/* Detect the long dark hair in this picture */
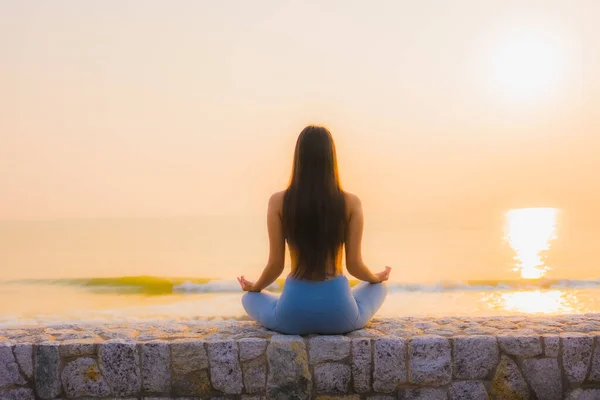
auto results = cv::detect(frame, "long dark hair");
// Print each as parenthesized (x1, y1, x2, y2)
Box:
(283, 125, 347, 280)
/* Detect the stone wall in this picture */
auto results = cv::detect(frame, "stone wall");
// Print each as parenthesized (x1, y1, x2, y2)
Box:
(2, 316, 600, 399)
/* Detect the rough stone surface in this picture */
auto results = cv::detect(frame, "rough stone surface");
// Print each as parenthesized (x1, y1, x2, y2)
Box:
(590, 337, 600, 382)
(450, 381, 488, 400)
(398, 387, 448, 400)
(567, 388, 600, 400)
(0, 344, 26, 388)
(309, 336, 351, 364)
(242, 356, 266, 394)
(0, 388, 35, 400)
(60, 339, 97, 357)
(98, 327, 139, 340)
(561, 333, 594, 384)
(453, 335, 498, 379)
(207, 340, 243, 395)
(373, 337, 406, 392)
(522, 357, 563, 400)
(175, 370, 211, 397)
(3, 317, 600, 398)
(3, 315, 600, 341)
(98, 339, 141, 396)
(34, 342, 61, 399)
(266, 335, 311, 400)
(351, 338, 371, 393)
(141, 341, 171, 393)
(239, 338, 267, 362)
(61, 357, 111, 398)
(544, 335, 560, 357)
(490, 355, 530, 400)
(497, 334, 543, 357)
(12, 343, 33, 379)
(409, 335, 452, 385)
(314, 363, 351, 394)
(170, 340, 210, 396)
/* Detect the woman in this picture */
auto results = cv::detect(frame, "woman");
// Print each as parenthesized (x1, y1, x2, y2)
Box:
(237, 125, 390, 335)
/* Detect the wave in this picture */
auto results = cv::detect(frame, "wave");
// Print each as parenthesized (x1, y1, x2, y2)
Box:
(166, 277, 600, 294)
(174, 280, 256, 293)
(33, 276, 212, 295)
(7, 276, 600, 295)
(389, 278, 600, 293)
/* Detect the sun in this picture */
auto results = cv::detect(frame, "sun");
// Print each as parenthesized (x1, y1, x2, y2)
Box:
(483, 23, 570, 104)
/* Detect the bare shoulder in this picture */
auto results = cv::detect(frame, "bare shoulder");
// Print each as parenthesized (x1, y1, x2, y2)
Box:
(343, 191, 362, 212)
(268, 190, 286, 210)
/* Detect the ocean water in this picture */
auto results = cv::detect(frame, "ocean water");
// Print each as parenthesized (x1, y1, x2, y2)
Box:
(2, 277, 600, 327)
(1, 209, 600, 326)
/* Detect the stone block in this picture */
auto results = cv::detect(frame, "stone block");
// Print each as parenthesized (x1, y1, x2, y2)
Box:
(522, 357, 562, 400)
(99, 327, 139, 340)
(98, 339, 141, 396)
(373, 337, 406, 392)
(59, 339, 98, 357)
(12, 344, 33, 379)
(498, 334, 542, 358)
(207, 340, 243, 395)
(367, 396, 396, 400)
(449, 381, 488, 400)
(239, 338, 267, 362)
(351, 338, 371, 393)
(140, 341, 171, 393)
(35, 342, 61, 399)
(0, 388, 35, 400)
(398, 387, 448, 400)
(567, 388, 600, 400)
(309, 336, 351, 364)
(61, 357, 111, 398)
(408, 335, 451, 385)
(314, 363, 351, 394)
(453, 336, 498, 379)
(266, 335, 311, 400)
(561, 333, 593, 384)
(242, 355, 266, 394)
(543, 335, 560, 357)
(171, 340, 211, 396)
(490, 355, 529, 399)
(589, 336, 600, 382)
(0, 344, 26, 388)
(171, 339, 209, 371)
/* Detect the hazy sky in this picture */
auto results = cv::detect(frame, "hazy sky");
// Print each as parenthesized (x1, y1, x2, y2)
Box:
(1, 0, 599, 223)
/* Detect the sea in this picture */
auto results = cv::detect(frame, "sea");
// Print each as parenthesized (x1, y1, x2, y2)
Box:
(1, 209, 600, 327)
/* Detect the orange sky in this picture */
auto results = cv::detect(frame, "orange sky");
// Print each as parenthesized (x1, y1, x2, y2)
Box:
(1, 0, 599, 223)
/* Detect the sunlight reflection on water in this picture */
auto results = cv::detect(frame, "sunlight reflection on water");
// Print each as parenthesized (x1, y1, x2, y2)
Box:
(490, 290, 576, 314)
(497, 208, 574, 314)
(505, 207, 558, 279)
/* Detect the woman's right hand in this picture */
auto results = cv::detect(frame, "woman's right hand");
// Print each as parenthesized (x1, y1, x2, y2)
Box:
(374, 266, 391, 283)
(237, 276, 259, 292)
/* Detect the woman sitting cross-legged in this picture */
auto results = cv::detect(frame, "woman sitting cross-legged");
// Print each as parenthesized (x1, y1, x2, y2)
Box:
(237, 125, 390, 335)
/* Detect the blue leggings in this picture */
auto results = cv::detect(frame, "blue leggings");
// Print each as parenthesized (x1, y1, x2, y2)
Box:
(242, 275, 387, 335)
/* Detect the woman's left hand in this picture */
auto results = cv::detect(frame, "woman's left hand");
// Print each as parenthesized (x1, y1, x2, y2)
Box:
(237, 276, 258, 292)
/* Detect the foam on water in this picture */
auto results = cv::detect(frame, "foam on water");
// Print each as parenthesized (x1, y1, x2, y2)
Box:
(174, 280, 250, 293)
